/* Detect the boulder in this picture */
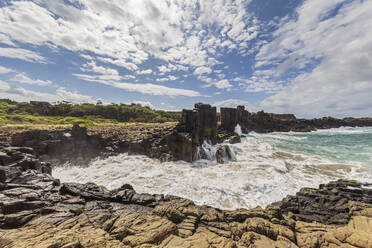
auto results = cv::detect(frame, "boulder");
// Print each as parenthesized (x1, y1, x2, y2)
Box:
(216, 145, 236, 164)
(229, 135, 241, 144)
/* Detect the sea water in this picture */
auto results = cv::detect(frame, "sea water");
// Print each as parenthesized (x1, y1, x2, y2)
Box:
(54, 127, 372, 210)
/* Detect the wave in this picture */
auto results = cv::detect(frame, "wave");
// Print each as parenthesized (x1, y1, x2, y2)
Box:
(53, 127, 372, 210)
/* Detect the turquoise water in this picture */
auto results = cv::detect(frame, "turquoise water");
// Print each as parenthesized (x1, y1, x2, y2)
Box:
(260, 127, 372, 166)
(55, 126, 372, 209)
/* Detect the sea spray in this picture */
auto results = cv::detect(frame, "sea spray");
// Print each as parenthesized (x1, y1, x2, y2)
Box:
(234, 124, 242, 136)
(54, 127, 372, 210)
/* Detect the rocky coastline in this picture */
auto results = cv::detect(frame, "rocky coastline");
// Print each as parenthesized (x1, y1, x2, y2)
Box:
(1, 103, 372, 247)
(1, 103, 372, 165)
(1, 145, 372, 247)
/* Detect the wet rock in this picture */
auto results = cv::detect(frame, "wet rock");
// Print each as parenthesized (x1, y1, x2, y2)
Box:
(60, 182, 111, 201)
(216, 145, 236, 164)
(228, 135, 241, 144)
(1, 144, 372, 247)
(166, 131, 195, 162)
(275, 179, 372, 225)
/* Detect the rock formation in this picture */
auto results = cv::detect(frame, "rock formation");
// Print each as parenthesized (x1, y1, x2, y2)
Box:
(0, 145, 372, 247)
(220, 106, 372, 133)
(166, 103, 217, 162)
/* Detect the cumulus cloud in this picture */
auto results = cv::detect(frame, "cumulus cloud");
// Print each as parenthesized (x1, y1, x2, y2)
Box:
(194, 66, 212, 75)
(0, 80, 95, 103)
(10, 73, 52, 86)
(213, 99, 258, 112)
(256, 0, 372, 117)
(136, 69, 152, 75)
(0, 0, 258, 75)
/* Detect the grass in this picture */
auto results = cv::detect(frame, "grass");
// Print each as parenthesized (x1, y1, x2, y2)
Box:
(0, 99, 181, 125)
(0, 114, 119, 128)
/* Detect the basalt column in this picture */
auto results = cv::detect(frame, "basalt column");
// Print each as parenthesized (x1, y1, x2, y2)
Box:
(166, 103, 217, 162)
(195, 103, 217, 144)
(220, 107, 238, 132)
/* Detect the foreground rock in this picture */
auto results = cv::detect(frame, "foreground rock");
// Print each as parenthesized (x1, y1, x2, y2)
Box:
(1, 146, 372, 247)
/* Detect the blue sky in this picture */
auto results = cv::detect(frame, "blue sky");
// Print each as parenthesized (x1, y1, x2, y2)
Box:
(0, 0, 371, 118)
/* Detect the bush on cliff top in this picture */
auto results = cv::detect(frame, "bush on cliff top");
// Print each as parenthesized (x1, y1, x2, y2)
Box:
(0, 99, 181, 125)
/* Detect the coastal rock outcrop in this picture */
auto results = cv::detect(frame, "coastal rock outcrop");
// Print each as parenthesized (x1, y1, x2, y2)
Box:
(220, 106, 372, 133)
(2, 123, 177, 165)
(1, 145, 372, 247)
(167, 103, 217, 162)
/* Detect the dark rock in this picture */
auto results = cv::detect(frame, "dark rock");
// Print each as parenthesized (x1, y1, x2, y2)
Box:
(220, 107, 238, 132)
(228, 135, 241, 144)
(0, 169, 5, 183)
(166, 132, 195, 162)
(60, 182, 111, 201)
(275, 179, 372, 224)
(216, 145, 236, 164)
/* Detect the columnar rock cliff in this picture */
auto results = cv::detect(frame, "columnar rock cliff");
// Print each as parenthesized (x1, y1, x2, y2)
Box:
(166, 103, 217, 162)
(220, 106, 372, 133)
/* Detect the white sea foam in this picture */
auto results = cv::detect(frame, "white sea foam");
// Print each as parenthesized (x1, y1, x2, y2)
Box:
(234, 124, 242, 136)
(54, 128, 372, 210)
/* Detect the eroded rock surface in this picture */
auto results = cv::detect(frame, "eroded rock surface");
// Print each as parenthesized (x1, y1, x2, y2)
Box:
(0, 146, 372, 247)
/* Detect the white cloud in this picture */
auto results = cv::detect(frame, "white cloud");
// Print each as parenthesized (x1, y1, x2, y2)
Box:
(0, 0, 259, 74)
(81, 61, 119, 76)
(156, 78, 169, 82)
(55, 87, 95, 103)
(0, 80, 11, 91)
(233, 77, 284, 93)
(10, 73, 52, 86)
(0, 80, 95, 103)
(0, 33, 15, 46)
(136, 69, 152, 75)
(214, 79, 232, 89)
(213, 99, 258, 112)
(156, 75, 178, 82)
(0, 47, 46, 63)
(108, 82, 200, 97)
(74, 73, 200, 97)
(0, 66, 14, 74)
(194, 66, 212, 75)
(97, 57, 139, 71)
(257, 0, 372, 117)
(168, 75, 178, 81)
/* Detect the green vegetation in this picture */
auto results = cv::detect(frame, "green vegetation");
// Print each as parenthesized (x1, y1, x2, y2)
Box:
(0, 99, 181, 126)
(340, 179, 358, 184)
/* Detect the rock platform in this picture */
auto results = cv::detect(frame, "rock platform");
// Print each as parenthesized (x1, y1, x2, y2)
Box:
(1, 146, 372, 247)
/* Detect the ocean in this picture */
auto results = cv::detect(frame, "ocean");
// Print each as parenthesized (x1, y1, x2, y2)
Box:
(54, 126, 372, 210)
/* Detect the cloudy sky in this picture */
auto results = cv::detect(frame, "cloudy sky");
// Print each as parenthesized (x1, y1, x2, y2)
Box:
(0, 0, 371, 117)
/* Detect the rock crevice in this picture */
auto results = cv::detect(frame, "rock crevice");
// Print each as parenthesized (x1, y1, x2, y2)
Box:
(0, 146, 372, 247)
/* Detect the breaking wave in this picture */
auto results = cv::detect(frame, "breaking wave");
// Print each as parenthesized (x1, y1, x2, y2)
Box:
(54, 127, 372, 210)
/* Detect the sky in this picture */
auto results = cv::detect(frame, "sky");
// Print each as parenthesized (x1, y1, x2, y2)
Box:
(0, 0, 371, 118)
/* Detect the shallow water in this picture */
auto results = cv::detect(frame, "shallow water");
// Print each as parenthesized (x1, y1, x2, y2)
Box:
(54, 127, 372, 210)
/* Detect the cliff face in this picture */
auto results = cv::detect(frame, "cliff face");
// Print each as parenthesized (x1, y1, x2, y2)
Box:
(2, 103, 372, 165)
(220, 106, 372, 133)
(1, 146, 372, 248)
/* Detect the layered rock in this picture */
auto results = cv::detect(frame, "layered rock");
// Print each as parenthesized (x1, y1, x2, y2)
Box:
(1, 146, 372, 247)
(2, 123, 177, 165)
